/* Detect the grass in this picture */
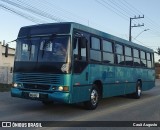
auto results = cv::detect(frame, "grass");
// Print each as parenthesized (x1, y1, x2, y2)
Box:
(0, 84, 12, 92)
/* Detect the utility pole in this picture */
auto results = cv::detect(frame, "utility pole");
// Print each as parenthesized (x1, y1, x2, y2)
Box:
(129, 15, 144, 42)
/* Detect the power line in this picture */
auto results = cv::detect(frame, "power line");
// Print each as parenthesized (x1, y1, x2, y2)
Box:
(97, 0, 160, 38)
(0, 2, 44, 23)
(95, 0, 128, 21)
(37, 0, 89, 24)
(1, 0, 159, 50)
(1, 0, 64, 22)
(18, 0, 119, 36)
(110, 0, 142, 26)
(105, 0, 160, 37)
(121, 0, 160, 35)
(16, 0, 66, 22)
(101, 0, 130, 18)
(107, 0, 132, 18)
(112, 0, 136, 16)
(121, 0, 143, 16)
(16, 0, 89, 25)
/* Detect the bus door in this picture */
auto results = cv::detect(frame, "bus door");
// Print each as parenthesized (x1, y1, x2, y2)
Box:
(72, 31, 90, 103)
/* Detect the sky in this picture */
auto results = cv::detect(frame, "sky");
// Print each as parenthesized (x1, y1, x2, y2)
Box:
(0, 0, 160, 61)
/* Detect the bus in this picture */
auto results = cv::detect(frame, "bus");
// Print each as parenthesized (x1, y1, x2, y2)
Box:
(10, 22, 155, 110)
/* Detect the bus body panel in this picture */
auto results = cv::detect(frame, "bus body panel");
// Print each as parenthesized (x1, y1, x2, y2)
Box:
(11, 64, 155, 103)
(71, 63, 155, 102)
(11, 88, 70, 103)
(11, 73, 73, 103)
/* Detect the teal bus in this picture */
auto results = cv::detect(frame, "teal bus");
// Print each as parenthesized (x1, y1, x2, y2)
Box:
(10, 22, 155, 110)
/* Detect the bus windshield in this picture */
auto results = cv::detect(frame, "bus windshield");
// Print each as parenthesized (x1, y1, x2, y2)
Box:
(15, 35, 69, 63)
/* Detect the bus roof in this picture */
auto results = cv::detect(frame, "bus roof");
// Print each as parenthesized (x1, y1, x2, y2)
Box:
(20, 22, 154, 53)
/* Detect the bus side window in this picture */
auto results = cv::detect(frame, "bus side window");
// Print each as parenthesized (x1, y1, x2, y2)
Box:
(140, 51, 147, 67)
(147, 53, 152, 68)
(90, 37, 101, 62)
(73, 37, 87, 61)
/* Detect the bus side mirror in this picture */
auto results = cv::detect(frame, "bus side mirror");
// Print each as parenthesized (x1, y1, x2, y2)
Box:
(79, 37, 87, 48)
(5, 44, 9, 57)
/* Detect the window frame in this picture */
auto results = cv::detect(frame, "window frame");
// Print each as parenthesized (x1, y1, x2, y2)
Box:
(90, 36, 101, 50)
(146, 52, 152, 68)
(90, 36, 102, 62)
(140, 50, 147, 67)
(124, 46, 133, 66)
(114, 43, 125, 65)
(102, 39, 114, 64)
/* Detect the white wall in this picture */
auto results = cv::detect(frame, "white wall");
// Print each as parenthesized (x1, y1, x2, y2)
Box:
(0, 66, 12, 84)
(0, 42, 15, 84)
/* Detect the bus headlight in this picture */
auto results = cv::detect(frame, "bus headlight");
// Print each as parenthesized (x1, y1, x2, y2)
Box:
(12, 83, 22, 88)
(58, 86, 63, 91)
(13, 83, 18, 87)
(58, 86, 69, 92)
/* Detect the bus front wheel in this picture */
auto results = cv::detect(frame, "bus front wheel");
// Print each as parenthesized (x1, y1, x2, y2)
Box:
(84, 86, 99, 110)
(133, 81, 142, 99)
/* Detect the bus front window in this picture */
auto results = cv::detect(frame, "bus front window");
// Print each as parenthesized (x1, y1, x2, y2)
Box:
(16, 36, 70, 63)
(15, 38, 36, 61)
(39, 36, 68, 62)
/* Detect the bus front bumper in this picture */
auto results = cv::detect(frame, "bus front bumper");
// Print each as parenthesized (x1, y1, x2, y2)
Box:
(11, 88, 70, 104)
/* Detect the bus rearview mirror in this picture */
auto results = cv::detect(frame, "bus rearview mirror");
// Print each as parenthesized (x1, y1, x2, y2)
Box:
(79, 37, 87, 48)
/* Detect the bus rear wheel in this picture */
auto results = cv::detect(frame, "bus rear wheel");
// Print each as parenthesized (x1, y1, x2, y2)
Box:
(84, 86, 99, 110)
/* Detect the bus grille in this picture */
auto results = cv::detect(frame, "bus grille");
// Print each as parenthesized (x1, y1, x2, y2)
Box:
(14, 73, 63, 85)
(23, 84, 50, 90)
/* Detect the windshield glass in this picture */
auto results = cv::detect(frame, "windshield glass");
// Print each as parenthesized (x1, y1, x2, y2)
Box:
(15, 36, 69, 62)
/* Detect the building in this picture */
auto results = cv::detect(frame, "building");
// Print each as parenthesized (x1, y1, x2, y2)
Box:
(0, 42, 15, 84)
(0, 42, 15, 67)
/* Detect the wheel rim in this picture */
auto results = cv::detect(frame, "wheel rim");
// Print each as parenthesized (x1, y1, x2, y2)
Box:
(137, 85, 141, 96)
(91, 89, 98, 106)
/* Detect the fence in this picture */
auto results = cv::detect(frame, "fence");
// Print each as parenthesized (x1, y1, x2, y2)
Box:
(0, 66, 12, 84)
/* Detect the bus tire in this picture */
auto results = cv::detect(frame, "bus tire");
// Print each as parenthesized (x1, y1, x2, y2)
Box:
(84, 86, 99, 110)
(42, 101, 54, 105)
(133, 81, 142, 99)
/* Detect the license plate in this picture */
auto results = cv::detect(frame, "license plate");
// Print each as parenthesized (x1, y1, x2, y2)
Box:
(29, 93, 39, 98)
